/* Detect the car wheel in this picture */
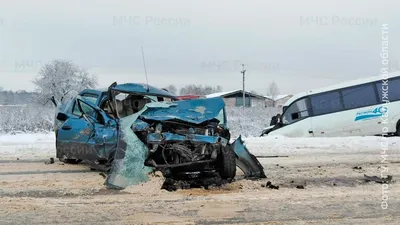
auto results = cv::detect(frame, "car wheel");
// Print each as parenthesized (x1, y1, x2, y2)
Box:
(218, 144, 237, 180)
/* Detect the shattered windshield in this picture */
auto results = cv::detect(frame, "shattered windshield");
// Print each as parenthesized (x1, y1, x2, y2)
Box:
(105, 107, 154, 189)
(114, 93, 157, 118)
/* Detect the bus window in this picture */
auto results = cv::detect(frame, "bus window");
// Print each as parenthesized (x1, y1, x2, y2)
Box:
(310, 91, 343, 115)
(376, 78, 400, 102)
(342, 84, 378, 109)
(281, 98, 310, 125)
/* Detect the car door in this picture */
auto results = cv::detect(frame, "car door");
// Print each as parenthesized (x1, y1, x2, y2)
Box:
(56, 98, 118, 161)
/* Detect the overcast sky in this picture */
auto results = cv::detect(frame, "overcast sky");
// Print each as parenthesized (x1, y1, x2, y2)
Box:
(0, 0, 399, 95)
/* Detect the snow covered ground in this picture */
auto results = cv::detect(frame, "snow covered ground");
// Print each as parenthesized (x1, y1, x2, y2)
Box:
(0, 133, 55, 159)
(0, 132, 399, 160)
(245, 135, 400, 156)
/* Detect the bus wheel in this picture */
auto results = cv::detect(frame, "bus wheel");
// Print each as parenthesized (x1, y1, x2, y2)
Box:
(396, 120, 400, 136)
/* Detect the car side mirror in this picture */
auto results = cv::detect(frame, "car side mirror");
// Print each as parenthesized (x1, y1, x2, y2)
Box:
(57, 112, 69, 121)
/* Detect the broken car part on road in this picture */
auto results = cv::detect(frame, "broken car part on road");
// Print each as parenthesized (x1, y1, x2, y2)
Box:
(363, 174, 393, 184)
(53, 82, 266, 189)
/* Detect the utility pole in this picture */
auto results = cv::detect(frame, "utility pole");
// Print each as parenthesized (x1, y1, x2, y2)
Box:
(241, 64, 246, 109)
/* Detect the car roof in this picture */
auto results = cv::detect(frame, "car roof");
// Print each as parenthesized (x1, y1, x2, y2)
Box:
(283, 72, 400, 107)
(112, 83, 177, 99)
(80, 83, 177, 99)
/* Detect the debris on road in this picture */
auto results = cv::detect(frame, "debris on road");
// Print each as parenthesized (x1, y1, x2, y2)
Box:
(161, 173, 228, 191)
(44, 158, 54, 165)
(364, 174, 393, 184)
(261, 181, 279, 189)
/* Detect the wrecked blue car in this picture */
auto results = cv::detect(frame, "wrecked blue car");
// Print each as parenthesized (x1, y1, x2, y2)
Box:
(53, 82, 265, 189)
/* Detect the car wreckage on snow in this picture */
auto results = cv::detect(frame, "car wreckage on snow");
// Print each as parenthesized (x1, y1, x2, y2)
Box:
(52, 82, 265, 189)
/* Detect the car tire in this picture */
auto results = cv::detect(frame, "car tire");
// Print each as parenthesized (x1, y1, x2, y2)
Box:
(218, 144, 237, 180)
(397, 121, 400, 136)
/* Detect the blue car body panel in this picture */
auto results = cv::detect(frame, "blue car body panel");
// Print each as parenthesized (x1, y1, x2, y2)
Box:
(232, 135, 266, 178)
(140, 97, 225, 124)
(147, 132, 228, 146)
(56, 96, 118, 160)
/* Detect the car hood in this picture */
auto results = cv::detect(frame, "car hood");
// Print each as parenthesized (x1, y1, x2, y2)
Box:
(138, 97, 225, 124)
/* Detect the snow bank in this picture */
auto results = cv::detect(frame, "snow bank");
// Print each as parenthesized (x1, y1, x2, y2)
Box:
(0, 132, 54, 144)
(244, 135, 400, 156)
(1, 132, 399, 160)
(0, 132, 55, 159)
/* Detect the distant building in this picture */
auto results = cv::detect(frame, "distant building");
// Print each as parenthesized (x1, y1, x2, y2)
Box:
(265, 94, 293, 107)
(206, 90, 266, 107)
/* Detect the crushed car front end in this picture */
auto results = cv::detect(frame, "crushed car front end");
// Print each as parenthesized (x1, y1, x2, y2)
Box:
(106, 96, 238, 187)
(139, 108, 236, 179)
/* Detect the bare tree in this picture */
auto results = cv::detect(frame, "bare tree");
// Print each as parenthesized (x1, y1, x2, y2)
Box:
(163, 84, 178, 95)
(179, 84, 223, 95)
(33, 60, 97, 106)
(266, 81, 280, 106)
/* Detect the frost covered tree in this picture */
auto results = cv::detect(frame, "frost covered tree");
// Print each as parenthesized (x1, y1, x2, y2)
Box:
(163, 84, 178, 95)
(179, 85, 222, 95)
(33, 60, 97, 106)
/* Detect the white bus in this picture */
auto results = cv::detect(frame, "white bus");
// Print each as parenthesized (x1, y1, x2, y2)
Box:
(262, 72, 400, 137)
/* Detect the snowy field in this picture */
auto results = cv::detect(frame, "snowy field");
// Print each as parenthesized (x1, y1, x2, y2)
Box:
(0, 105, 54, 133)
(0, 105, 280, 137)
